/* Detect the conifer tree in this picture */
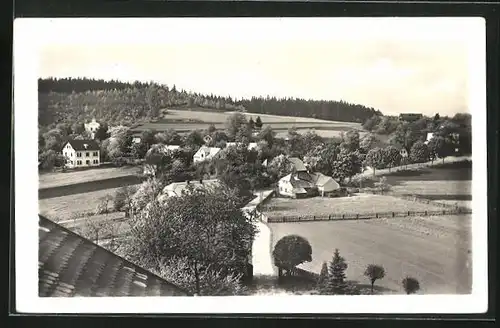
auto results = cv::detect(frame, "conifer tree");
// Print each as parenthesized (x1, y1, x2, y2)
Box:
(255, 116, 263, 129)
(325, 249, 349, 295)
(316, 261, 329, 293)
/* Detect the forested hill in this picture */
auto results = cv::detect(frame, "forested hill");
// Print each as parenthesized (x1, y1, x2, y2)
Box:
(38, 77, 383, 127)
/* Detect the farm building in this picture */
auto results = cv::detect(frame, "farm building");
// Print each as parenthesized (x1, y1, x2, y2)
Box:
(278, 173, 318, 198)
(84, 118, 100, 139)
(61, 139, 100, 169)
(193, 146, 221, 164)
(38, 215, 189, 297)
(310, 172, 341, 197)
(159, 179, 222, 199)
(277, 157, 340, 198)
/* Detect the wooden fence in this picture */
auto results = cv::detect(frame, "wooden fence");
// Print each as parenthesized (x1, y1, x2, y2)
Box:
(267, 208, 472, 223)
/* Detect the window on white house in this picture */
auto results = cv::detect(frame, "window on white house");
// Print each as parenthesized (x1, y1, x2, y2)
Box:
(86, 160, 90, 165)
(93, 151, 98, 156)
(77, 152, 82, 157)
(64, 152, 67, 157)
(86, 152, 90, 157)
(77, 160, 82, 165)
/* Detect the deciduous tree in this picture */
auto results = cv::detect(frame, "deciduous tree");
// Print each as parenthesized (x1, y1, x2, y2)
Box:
(126, 185, 257, 295)
(272, 235, 312, 277)
(402, 276, 420, 295)
(364, 264, 386, 294)
(409, 141, 430, 164)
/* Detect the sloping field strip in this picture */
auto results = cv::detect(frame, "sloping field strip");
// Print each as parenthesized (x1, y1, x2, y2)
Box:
(164, 109, 362, 125)
(132, 122, 360, 133)
(39, 166, 142, 189)
(38, 186, 138, 221)
(269, 215, 471, 294)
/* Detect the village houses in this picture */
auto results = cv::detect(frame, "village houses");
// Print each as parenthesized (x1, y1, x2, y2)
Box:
(61, 139, 100, 168)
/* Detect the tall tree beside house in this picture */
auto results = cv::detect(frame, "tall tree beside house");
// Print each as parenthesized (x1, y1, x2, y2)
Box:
(363, 147, 386, 176)
(409, 141, 430, 164)
(248, 117, 255, 130)
(183, 130, 205, 149)
(315, 141, 342, 177)
(254, 116, 263, 129)
(225, 113, 248, 140)
(154, 129, 182, 145)
(333, 148, 363, 183)
(383, 145, 402, 171)
(71, 122, 86, 135)
(341, 130, 360, 152)
(302, 131, 324, 152)
(140, 129, 157, 150)
(360, 133, 377, 152)
(267, 154, 294, 181)
(257, 125, 276, 148)
(94, 123, 110, 141)
(125, 185, 257, 296)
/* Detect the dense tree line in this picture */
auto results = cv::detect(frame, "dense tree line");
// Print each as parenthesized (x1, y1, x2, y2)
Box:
(38, 77, 382, 128)
(238, 96, 382, 123)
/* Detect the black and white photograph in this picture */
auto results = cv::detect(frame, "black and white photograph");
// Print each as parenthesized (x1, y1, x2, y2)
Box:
(14, 17, 488, 313)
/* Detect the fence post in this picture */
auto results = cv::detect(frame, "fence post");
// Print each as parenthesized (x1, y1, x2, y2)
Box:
(328, 214, 331, 220)
(356, 214, 359, 220)
(392, 212, 395, 218)
(313, 215, 316, 221)
(443, 210, 445, 215)
(376, 213, 378, 218)
(342, 214, 345, 219)
(425, 211, 428, 216)
(408, 211, 410, 216)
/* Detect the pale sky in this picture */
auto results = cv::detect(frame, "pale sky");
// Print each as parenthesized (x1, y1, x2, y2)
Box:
(35, 18, 484, 116)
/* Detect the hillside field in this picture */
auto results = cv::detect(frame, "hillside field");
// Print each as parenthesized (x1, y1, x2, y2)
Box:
(268, 214, 472, 294)
(131, 109, 363, 135)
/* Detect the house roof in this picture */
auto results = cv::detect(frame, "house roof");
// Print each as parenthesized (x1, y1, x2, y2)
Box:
(310, 172, 340, 188)
(195, 146, 221, 157)
(161, 179, 222, 198)
(288, 157, 307, 172)
(38, 215, 189, 297)
(65, 140, 100, 151)
(280, 173, 315, 189)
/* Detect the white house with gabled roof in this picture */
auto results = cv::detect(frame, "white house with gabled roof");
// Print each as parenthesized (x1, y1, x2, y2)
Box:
(193, 146, 221, 164)
(61, 139, 100, 168)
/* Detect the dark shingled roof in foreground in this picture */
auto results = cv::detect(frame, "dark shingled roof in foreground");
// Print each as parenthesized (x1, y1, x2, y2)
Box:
(38, 215, 190, 297)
